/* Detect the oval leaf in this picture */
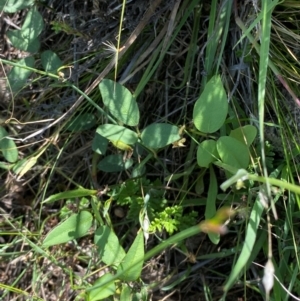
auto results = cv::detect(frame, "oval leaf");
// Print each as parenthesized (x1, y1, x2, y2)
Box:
(1, 0, 35, 13)
(96, 124, 138, 146)
(21, 7, 44, 40)
(0, 126, 18, 163)
(193, 75, 228, 133)
(7, 30, 40, 53)
(229, 125, 257, 147)
(117, 230, 144, 281)
(141, 124, 180, 149)
(42, 211, 93, 247)
(6, 8, 43, 52)
(99, 79, 140, 126)
(197, 139, 218, 168)
(7, 56, 34, 92)
(94, 225, 126, 266)
(88, 273, 116, 301)
(217, 136, 250, 170)
(41, 50, 62, 72)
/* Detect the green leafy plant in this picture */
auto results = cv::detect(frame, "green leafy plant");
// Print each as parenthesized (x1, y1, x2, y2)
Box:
(0, 126, 18, 163)
(41, 192, 233, 300)
(2, 0, 300, 300)
(7, 7, 44, 52)
(194, 75, 256, 172)
(111, 178, 197, 233)
(95, 76, 257, 180)
(90, 76, 258, 248)
(94, 79, 182, 173)
(4, 5, 63, 95)
(99, 79, 140, 126)
(0, 3, 65, 172)
(149, 205, 197, 235)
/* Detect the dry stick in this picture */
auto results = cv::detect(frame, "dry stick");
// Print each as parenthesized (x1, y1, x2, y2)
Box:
(161, 0, 181, 53)
(22, 0, 163, 142)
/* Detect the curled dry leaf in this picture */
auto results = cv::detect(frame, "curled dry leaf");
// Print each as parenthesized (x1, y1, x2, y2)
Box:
(172, 138, 186, 148)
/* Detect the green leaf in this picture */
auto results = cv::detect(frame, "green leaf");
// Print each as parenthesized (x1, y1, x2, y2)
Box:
(141, 124, 180, 149)
(193, 75, 228, 133)
(7, 30, 40, 53)
(94, 225, 126, 267)
(120, 284, 132, 301)
(41, 50, 63, 72)
(117, 230, 144, 281)
(213, 161, 239, 175)
(88, 273, 116, 301)
(197, 139, 218, 168)
(96, 124, 138, 145)
(42, 211, 93, 247)
(7, 56, 34, 92)
(229, 125, 257, 147)
(99, 79, 140, 126)
(66, 113, 96, 132)
(0, 0, 34, 13)
(21, 7, 44, 40)
(6, 7, 43, 52)
(217, 136, 250, 170)
(42, 188, 97, 204)
(92, 133, 108, 155)
(223, 198, 264, 291)
(0, 126, 18, 163)
(97, 154, 133, 172)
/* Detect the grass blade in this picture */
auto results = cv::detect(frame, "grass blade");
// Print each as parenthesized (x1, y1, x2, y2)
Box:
(223, 196, 264, 292)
